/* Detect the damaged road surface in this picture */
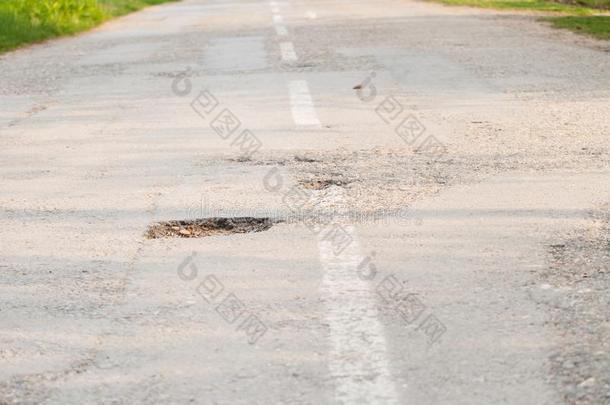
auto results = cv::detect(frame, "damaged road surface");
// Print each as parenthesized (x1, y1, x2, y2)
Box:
(146, 217, 277, 239)
(0, 0, 609, 403)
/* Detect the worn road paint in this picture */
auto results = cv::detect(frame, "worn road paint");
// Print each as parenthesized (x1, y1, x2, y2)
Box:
(288, 80, 321, 127)
(316, 188, 399, 404)
(280, 41, 297, 63)
(275, 25, 288, 36)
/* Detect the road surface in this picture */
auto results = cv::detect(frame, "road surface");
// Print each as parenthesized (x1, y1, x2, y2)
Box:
(1, 0, 609, 403)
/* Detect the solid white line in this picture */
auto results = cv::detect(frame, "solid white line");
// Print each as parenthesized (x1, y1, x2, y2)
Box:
(316, 188, 399, 404)
(288, 80, 320, 127)
(272, 14, 283, 23)
(280, 41, 297, 63)
(274, 25, 288, 36)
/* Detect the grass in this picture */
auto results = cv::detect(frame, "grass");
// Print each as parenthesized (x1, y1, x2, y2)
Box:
(437, 0, 597, 14)
(0, 0, 178, 53)
(434, 0, 610, 39)
(547, 16, 610, 39)
(98, 0, 178, 16)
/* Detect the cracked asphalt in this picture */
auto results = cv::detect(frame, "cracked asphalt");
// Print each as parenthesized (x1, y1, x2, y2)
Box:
(0, 0, 609, 403)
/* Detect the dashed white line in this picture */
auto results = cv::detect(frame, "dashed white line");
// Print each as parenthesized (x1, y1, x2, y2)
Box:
(274, 25, 288, 36)
(280, 41, 297, 63)
(288, 80, 320, 127)
(271, 5, 280, 13)
(316, 188, 399, 404)
(276, 2, 397, 400)
(306, 11, 317, 19)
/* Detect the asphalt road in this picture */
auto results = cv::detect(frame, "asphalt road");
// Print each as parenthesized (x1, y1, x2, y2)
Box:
(1, 0, 609, 403)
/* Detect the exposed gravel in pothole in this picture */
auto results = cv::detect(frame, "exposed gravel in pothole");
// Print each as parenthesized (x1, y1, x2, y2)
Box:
(299, 178, 351, 190)
(539, 205, 610, 404)
(210, 147, 609, 218)
(146, 217, 276, 239)
(293, 155, 320, 163)
(214, 148, 450, 210)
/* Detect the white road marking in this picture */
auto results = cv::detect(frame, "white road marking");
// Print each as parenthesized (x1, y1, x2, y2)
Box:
(269, 0, 278, 6)
(274, 25, 288, 36)
(306, 11, 317, 19)
(316, 187, 399, 404)
(288, 80, 321, 127)
(271, 5, 280, 13)
(273, 14, 283, 23)
(280, 41, 297, 63)
(287, 76, 397, 401)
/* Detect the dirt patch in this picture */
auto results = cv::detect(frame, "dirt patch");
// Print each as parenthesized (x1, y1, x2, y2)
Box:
(146, 217, 276, 239)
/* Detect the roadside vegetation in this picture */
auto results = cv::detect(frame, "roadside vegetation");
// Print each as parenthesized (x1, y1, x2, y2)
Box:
(434, 0, 610, 40)
(546, 15, 610, 39)
(0, 0, 177, 53)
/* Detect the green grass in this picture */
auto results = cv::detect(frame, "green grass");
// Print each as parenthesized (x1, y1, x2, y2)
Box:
(437, 0, 601, 14)
(547, 16, 610, 39)
(98, 0, 178, 16)
(435, 0, 610, 40)
(0, 0, 178, 53)
(571, 0, 610, 8)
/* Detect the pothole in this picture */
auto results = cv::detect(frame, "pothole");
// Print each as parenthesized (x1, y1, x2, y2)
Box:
(299, 179, 350, 190)
(227, 156, 253, 163)
(146, 217, 276, 239)
(294, 155, 319, 163)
